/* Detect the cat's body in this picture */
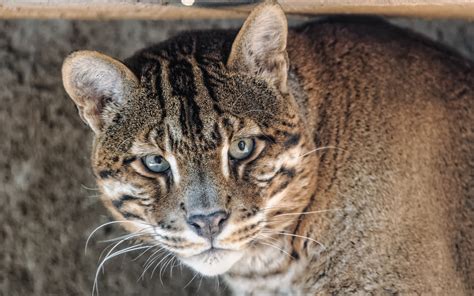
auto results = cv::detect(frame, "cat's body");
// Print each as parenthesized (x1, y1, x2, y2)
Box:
(62, 2, 473, 295)
(226, 18, 474, 295)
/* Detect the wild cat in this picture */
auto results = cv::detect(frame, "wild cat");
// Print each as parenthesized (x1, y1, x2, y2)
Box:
(62, 1, 473, 295)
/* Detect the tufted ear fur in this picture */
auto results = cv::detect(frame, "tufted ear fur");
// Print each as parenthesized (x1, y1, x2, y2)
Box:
(227, 1, 288, 93)
(62, 50, 138, 134)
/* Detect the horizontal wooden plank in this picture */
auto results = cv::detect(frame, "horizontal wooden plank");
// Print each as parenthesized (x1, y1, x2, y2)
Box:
(0, 1, 473, 20)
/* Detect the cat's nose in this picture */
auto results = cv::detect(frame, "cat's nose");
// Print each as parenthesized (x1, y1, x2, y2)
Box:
(186, 210, 229, 240)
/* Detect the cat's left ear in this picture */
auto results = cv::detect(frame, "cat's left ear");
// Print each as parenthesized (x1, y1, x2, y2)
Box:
(227, 1, 288, 93)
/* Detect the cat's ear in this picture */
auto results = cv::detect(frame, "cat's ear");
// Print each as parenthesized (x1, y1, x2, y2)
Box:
(227, 1, 288, 93)
(62, 50, 138, 134)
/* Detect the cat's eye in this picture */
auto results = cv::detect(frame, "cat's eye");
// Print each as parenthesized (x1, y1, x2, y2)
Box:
(229, 138, 255, 160)
(142, 155, 170, 173)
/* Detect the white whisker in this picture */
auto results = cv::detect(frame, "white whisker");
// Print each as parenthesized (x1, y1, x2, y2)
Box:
(298, 146, 345, 158)
(273, 208, 341, 217)
(81, 184, 100, 191)
(258, 205, 301, 212)
(263, 230, 326, 250)
(85, 220, 152, 254)
(255, 239, 295, 259)
(169, 256, 178, 278)
(258, 233, 281, 244)
(95, 228, 154, 263)
(150, 253, 172, 282)
(98, 228, 153, 243)
(132, 243, 160, 261)
(140, 248, 167, 281)
(143, 247, 166, 269)
(197, 273, 204, 291)
(159, 254, 176, 286)
(183, 271, 199, 289)
(97, 238, 128, 265)
(93, 243, 150, 296)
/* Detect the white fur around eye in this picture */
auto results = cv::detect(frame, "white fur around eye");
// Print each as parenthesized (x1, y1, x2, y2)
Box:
(165, 153, 180, 184)
(221, 140, 230, 179)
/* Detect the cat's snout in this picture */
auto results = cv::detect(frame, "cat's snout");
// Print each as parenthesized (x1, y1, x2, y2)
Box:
(186, 210, 229, 240)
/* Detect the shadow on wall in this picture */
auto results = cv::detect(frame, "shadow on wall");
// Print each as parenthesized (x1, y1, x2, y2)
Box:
(0, 17, 473, 296)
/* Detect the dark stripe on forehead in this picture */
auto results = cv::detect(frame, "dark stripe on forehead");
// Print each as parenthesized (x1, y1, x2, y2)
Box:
(195, 55, 225, 100)
(195, 55, 228, 116)
(199, 65, 225, 115)
(178, 99, 189, 137)
(168, 59, 196, 97)
(152, 62, 167, 119)
(167, 58, 203, 135)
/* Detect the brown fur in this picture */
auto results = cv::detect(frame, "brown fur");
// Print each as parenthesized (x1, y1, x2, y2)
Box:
(282, 17, 474, 295)
(62, 2, 473, 295)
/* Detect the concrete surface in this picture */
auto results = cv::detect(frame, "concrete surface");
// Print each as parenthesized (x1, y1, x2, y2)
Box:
(0, 17, 473, 296)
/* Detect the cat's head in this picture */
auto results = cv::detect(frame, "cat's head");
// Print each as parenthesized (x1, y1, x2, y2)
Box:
(62, 2, 317, 276)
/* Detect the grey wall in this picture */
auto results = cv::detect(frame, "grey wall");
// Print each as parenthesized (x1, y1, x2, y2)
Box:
(0, 17, 473, 296)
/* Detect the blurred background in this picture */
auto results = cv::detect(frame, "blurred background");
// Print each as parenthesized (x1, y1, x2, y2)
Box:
(0, 10, 473, 296)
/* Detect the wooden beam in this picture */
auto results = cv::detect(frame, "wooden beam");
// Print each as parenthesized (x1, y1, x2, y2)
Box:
(0, 1, 473, 20)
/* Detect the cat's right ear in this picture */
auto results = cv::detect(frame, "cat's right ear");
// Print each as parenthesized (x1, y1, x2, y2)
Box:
(62, 50, 138, 134)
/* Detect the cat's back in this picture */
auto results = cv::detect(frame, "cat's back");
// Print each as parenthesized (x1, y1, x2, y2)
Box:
(291, 16, 473, 162)
(288, 16, 474, 115)
(288, 16, 473, 169)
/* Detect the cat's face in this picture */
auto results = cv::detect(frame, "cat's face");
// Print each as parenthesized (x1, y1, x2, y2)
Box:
(63, 3, 317, 276)
(93, 73, 313, 275)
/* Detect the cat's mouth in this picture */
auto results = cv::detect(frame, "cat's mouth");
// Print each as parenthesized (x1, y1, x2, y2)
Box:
(179, 247, 244, 276)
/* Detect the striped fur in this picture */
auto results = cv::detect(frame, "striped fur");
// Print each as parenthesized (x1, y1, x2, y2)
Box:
(63, 1, 473, 295)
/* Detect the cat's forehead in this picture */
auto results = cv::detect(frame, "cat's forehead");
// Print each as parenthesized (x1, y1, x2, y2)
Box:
(97, 32, 287, 157)
(124, 31, 284, 120)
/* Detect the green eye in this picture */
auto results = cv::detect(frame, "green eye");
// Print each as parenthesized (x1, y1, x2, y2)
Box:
(142, 155, 170, 173)
(229, 138, 255, 160)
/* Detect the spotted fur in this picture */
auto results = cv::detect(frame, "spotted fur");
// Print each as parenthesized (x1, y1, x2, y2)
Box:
(62, 1, 473, 295)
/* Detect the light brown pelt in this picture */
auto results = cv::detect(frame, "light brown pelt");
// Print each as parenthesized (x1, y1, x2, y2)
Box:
(62, 2, 473, 295)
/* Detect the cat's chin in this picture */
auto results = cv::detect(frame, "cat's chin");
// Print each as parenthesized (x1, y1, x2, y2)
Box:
(179, 248, 244, 276)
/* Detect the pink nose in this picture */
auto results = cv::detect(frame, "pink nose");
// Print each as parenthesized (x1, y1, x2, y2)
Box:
(186, 211, 229, 240)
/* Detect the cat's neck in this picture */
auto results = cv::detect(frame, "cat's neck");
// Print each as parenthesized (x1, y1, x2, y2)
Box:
(224, 234, 306, 294)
